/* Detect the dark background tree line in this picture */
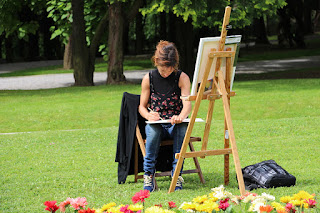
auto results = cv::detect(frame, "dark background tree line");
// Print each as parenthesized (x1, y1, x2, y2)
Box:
(0, 0, 319, 85)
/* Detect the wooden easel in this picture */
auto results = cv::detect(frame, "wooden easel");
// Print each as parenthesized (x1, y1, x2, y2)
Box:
(169, 6, 246, 195)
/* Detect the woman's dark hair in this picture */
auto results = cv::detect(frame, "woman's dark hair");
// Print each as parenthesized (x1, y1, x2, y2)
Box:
(152, 40, 179, 71)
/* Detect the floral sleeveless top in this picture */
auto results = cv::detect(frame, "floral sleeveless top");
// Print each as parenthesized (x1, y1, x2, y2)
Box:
(149, 69, 183, 120)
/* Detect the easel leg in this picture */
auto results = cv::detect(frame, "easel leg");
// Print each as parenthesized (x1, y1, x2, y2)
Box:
(189, 142, 205, 183)
(224, 53, 231, 186)
(134, 139, 139, 183)
(218, 70, 245, 196)
(201, 99, 216, 153)
(224, 119, 230, 185)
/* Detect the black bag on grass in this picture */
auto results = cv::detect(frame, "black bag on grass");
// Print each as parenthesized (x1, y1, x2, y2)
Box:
(242, 160, 296, 190)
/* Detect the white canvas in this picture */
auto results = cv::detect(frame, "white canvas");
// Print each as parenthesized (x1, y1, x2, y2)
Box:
(190, 35, 242, 95)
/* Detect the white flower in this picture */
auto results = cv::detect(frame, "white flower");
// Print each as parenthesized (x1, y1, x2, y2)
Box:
(225, 191, 234, 199)
(252, 197, 267, 206)
(261, 192, 275, 201)
(231, 197, 240, 205)
(248, 204, 255, 212)
(253, 202, 265, 212)
(243, 194, 255, 203)
(210, 185, 227, 199)
(211, 185, 224, 192)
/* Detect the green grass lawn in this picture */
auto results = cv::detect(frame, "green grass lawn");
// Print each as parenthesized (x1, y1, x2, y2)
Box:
(0, 78, 319, 212)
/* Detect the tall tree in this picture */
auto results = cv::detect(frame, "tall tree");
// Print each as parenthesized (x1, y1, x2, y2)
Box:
(106, 0, 143, 84)
(48, 0, 109, 85)
(72, 0, 91, 85)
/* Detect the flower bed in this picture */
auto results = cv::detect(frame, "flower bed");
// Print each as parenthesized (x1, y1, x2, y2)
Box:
(44, 185, 318, 213)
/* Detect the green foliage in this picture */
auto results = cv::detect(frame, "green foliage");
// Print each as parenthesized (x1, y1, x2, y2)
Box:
(140, 0, 287, 29)
(0, 0, 46, 38)
(46, 0, 108, 44)
(230, 0, 287, 28)
(47, 0, 72, 43)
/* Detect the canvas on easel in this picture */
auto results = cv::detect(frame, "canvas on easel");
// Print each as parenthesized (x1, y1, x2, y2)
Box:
(169, 6, 246, 195)
(191, 35, 242, 96)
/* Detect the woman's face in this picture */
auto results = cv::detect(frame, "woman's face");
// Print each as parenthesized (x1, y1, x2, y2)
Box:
(157, 66, 174, 78)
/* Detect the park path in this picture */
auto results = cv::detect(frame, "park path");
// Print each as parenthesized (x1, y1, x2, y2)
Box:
(0, 55, 319, 90)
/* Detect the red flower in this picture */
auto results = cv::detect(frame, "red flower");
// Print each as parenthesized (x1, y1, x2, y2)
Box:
(155, 204, 163, 208)
(78, 208, 96, 213)
(168, 201, 176, 209)
(59, 198, 72, 212)
(305, 199, 317, 208)
(119, 205, 134, 213)
(219, 198, 230, 211)
(285, 203, 296, 213)
(44, 200, 59, 213)
(132, 190, 150, 204)
(70, 197, 88, 210)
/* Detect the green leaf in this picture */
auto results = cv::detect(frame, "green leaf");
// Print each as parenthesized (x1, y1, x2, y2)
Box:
(63, 2, 71, 11)
(61, 13, 68, 20)
(47, 5, 54, 12)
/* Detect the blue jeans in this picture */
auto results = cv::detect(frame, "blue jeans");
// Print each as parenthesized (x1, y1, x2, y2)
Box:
(143, 122, 188, 175)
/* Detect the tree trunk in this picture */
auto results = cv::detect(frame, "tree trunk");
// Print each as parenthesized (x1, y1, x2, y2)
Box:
(253, 16, 270, 44)
(168, 13, 176, 43)
(0, 34, 4, 61)
(106, 0, 143, 84)
(292, 0, 306, 48)
(72, 0, 93, 86)
(63, 36, 73, 69)
(174, 17, 194, 79)
(159, 12, 167, 40)
(123, 22, 130, 55)
(107, 2, 126, 84)
(28, 32, 39, 61)
(5, 35, 13, 63)
(135, 12, 144, 54)
(277, 7, 294, 47)
(88, 10, 109, 82)
(303, 0, 313, 34)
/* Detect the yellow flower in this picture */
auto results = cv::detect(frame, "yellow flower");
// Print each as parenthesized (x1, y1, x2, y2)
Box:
(101, 202, 117, 212)
(94, 209, 102, 213)
(195, 203, 210, 212)
(128, 204, 144, 211)
(208, 193, 219, 202)
(193, 195, 208, 204)
(145, 206, 164, 213)
(292, 191, 314, 201)
(290, 199, 304, 207)
(107, 205, 122, 213)
(280, 196, 292, 203)
(271, 202, 286, 211)
(271, 202, 283, 209)
(200, 202, 219, 212)
(180, 202, 198, 211)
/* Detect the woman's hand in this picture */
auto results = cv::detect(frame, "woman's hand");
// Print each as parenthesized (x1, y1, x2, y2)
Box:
(147, 111, 161, 121)
(170, 115, 184, 124)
